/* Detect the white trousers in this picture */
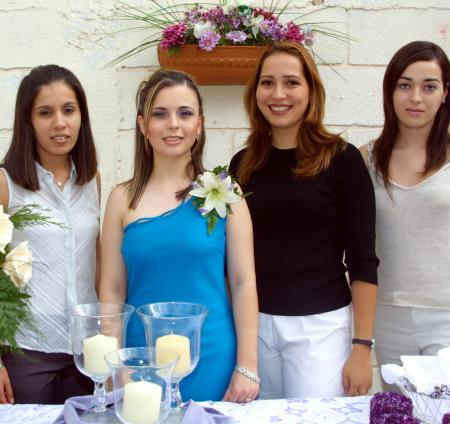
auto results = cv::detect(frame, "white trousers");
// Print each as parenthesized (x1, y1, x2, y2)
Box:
(375, 304, 450, 391)
(258, 305, 352, 399)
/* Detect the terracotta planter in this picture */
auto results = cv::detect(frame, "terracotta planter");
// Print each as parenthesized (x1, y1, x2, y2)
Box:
(157, 45, 267, 85)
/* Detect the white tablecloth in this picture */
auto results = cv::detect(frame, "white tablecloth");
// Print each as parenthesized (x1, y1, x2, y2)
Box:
(0, 396, 371, 423)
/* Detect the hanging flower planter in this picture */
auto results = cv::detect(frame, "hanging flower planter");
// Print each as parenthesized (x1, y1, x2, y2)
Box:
(157, 45, 267, 86)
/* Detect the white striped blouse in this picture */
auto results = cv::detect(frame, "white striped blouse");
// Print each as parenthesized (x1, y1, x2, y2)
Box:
(2, 162, 99, 353)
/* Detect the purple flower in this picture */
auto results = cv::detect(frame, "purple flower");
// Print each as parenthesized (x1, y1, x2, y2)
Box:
(199, 207, 208, 216)
(283, 22, 305, 43)
(443, 413, 450, 424)
(160, 23, 187, 50)
(371, 413, 420, 423)
(219, 171, 229, 181)
(198, 30, 221, 52)
(231, 17, 243, 29)
(184, 9, 201, 25)
(369, 392, 414, 424)
(203, 6, 226, 25)
(259, 19, 283, 41)
(225, 30, 247, 44)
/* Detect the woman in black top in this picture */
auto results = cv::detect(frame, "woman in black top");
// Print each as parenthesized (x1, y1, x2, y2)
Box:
(229, 42, 378, 398)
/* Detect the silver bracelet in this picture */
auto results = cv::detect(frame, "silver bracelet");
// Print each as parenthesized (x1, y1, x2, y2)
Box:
(234, 366, 260, 384)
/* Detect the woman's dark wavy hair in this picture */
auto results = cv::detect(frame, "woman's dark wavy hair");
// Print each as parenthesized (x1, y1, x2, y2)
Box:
(126, 68, 205, 209)
(373, 41, 450, 192)
(1, 64, 97, 190)
(237, 42, 345, 185)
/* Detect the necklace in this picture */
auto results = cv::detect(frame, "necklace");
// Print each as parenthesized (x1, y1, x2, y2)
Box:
(55, 177, 69, 189)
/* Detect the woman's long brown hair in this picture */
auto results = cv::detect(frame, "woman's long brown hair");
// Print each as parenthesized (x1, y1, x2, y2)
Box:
(373, 41, 450, 192)
(237, 42, 345, 185)
(2, 65, 97, 190)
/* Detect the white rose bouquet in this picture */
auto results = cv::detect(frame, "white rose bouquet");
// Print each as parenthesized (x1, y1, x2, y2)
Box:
(0, 204, 62, 353)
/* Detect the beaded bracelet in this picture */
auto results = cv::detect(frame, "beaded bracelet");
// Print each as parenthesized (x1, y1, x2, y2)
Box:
(234, 366, 260, 384)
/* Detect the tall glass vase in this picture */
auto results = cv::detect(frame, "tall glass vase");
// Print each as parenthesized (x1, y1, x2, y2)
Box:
(69, 303, 134, 423)
(137, 302, 208, 422)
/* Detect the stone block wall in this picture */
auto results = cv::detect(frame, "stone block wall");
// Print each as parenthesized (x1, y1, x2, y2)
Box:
(1, 0, 449, 394)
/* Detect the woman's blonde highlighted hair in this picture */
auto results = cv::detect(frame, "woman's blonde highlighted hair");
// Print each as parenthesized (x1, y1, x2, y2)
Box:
(126, 68, 205, 209)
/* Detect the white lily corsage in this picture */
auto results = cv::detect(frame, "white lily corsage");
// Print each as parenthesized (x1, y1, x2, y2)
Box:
(190, 166, 244, 234)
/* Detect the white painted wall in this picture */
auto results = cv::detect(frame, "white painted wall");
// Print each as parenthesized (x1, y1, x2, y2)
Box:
(1, 0, 449, 393)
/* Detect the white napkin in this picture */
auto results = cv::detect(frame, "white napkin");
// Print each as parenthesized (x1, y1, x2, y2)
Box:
(380, 347, 450, 394)
(400, 355, 442, 393)
(380, 363, 405, 385)
(437, 347, 450, 384)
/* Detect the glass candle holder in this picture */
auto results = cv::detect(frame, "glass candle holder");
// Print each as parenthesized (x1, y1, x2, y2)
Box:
(136, 302, 208, 420)
(105, 347, 179, 424)
(69, 303, 134, 423)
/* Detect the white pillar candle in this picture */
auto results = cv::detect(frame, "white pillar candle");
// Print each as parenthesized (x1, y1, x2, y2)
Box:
(156, 334, 191, 375)
(83, 333, 118, 375)
(122, 380, 162, 424)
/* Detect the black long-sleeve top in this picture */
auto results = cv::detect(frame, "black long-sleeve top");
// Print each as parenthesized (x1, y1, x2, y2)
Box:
(229, 143, 378, 316)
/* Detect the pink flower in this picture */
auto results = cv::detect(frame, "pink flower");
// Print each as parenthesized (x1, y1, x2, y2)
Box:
(160, 23, 187, 50)
(283, 22, 305, 43)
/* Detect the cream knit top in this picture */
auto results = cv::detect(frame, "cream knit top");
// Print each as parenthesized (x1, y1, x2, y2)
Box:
(368, 142, 450, 310)
(2, 162, 99, 353)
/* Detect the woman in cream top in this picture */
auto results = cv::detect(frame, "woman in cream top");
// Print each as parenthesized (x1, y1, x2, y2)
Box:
(360, 41, 449, 390)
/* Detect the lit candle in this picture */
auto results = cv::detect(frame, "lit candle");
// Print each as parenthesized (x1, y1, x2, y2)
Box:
(83, 333, 118, 375)
(122, 380, 162, 424)
(156, 334, 191, 375)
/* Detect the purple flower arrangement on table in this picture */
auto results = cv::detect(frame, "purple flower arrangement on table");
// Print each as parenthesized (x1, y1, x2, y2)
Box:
(369, 392, 419, 424)
(370, 391, 450, 423)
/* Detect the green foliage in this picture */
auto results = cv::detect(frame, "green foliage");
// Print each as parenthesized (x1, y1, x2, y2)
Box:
(0, 204, 60, 353)
(206, 211, 221, 235)
(9, 204, 66, 231)
(0, 270, 34, 354)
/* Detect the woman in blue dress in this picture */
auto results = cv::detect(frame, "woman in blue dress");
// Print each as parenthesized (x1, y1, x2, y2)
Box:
(99, 69, 259, 402)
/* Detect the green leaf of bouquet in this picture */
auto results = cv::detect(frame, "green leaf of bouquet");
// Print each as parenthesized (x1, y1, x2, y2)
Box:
(238, 5, 252, 16)
(9, 204, 66, 230)
(192, 197, 204, 209)
(212, 165, 228, 175)
(167, 45, 181, 56)
(0, 270, 34, 354)
(206, 211, 220, 235)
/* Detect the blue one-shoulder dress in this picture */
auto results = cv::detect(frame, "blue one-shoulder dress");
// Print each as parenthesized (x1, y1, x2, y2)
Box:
(122, 198, 237, 401)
